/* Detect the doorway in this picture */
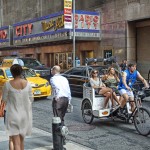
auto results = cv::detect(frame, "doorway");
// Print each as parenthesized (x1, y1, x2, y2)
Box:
(81, 51, 94, 65)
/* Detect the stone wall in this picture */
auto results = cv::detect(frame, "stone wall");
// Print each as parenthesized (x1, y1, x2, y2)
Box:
(97, 0, 150, 62)
(0, 0, 104, 26)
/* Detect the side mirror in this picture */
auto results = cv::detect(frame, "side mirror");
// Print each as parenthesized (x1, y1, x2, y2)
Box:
(0, 75, 4, 79)
(36, 73, 40, 77)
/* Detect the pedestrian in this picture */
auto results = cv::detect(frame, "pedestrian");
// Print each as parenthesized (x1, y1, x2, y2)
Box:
(50, 65, 71, 126)
(2, 64, 33, 150)
(120, 59, 127, 71)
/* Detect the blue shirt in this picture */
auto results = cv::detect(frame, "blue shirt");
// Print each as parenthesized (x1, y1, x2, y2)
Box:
(118, 69, 139, 90)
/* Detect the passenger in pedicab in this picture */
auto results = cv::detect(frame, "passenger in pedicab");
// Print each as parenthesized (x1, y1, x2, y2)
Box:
(89, 69, 113, 109)
(102, 67, 121, 109)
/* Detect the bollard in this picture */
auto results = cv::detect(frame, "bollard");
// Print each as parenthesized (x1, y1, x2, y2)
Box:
(52, 117, 63, 150)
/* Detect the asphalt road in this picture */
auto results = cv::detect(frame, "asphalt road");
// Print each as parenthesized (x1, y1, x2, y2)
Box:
(33, 97, 150, 150)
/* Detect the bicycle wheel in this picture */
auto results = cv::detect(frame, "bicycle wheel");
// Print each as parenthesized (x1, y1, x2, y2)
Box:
(82, 100, 94, 124)
(133, 107, 150, 136)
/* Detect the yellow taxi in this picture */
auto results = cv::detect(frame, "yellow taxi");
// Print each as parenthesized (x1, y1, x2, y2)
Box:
(0, 66, 51, 98)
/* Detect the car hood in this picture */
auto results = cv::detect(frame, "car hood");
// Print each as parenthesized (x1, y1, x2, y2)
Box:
(26, 77, 48, 84)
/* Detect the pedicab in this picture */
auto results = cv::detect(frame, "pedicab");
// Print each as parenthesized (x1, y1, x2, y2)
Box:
(81, 56, 150, 136)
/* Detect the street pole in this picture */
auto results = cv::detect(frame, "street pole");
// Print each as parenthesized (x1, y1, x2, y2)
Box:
(73, 0, 76, 67)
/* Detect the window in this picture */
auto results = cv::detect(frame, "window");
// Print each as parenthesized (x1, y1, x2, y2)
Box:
(0, 69, 4, 76)
(5, 69, 13, 78)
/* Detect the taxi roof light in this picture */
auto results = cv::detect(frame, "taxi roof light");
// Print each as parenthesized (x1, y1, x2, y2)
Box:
(2, 58, 24, 67)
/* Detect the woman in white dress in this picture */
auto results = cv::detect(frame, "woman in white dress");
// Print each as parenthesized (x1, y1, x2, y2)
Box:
(2, 64, 33, 150)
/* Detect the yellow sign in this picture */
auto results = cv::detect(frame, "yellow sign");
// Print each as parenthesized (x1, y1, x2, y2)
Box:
(64, 0, 72, 8)
(41, 15, 64, 31)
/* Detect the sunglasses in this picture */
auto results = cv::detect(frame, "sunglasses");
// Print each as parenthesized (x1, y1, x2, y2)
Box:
(93, 72, 98, 74)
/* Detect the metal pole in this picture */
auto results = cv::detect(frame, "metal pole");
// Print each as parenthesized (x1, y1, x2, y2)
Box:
(73, 0, 76, 67)
(0, 0, 3, 27)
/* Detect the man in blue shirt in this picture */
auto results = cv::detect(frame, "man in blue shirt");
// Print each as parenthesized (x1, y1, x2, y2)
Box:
(118, 63, 149, 112)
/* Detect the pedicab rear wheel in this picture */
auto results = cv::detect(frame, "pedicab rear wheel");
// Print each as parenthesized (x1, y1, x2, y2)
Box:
(82, 100, 94, 124)
(133, 107, 150, 136)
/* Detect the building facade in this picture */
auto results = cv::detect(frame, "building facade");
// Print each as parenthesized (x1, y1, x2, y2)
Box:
(97, 0, 150, 78)
(0, 0, 150, 77)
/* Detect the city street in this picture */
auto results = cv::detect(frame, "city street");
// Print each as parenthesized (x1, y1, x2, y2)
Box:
(32, 96, 150, 150)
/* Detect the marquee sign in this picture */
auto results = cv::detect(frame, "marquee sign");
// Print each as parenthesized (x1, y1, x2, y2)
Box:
(12, 11, 100, 45)
(0, 26, 12, 48)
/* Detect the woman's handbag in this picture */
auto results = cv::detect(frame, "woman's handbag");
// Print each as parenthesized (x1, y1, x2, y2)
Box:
(0, 101, 5, 117)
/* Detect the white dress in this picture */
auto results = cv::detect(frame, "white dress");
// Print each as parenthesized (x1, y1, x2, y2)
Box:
(2, 81, 33, 137)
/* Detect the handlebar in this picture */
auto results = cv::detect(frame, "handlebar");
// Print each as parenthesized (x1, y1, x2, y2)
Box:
(85, 56, 117, 65)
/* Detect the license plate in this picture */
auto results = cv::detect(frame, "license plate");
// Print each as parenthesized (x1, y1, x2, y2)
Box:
(34, 90, 41, 95)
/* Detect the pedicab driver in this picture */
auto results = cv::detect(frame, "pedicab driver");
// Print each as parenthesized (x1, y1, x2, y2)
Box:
(50, 65, 71, 125)
(118, 63, 149, 112)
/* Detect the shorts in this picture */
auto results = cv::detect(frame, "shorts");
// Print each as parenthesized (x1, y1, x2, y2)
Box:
(119, 89, 134, 98)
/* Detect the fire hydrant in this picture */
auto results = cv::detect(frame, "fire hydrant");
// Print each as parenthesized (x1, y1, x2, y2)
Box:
(52, 117, 69, 150)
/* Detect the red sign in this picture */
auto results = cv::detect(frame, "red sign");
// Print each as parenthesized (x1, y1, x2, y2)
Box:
(0, 30, 7, 39)
(75, 14, 99, 30)
(64, 8, 72, 15)
(15, 24, 33, 36)
(64, 16, 72, 22)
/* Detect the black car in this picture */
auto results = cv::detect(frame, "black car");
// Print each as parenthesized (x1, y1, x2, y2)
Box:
(62, 65, 108, 97)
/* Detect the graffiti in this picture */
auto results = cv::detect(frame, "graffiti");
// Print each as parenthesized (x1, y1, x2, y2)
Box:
(102, 21, 126, 32)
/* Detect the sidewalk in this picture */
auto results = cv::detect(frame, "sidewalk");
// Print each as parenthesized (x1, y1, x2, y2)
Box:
(0, 119, 93, 150)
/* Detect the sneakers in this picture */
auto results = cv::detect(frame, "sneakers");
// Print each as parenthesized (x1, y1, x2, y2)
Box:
(117, 107, 126, 117)
(119, 107, 125, 114)
(111, 105, 120, 113)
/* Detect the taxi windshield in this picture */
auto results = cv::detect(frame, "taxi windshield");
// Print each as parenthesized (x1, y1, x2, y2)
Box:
(5, 69, 13, 78)
(23, 69, 36, 77)
(23, 59, 42, 67)
(5, 68, 36, 78)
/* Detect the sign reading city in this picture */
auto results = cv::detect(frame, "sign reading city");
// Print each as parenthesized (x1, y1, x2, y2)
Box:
(15, 24, 33, 36)
(0, 26, 11, 48)
(75, 13, 99, 30)
(0, 30, 7, 39)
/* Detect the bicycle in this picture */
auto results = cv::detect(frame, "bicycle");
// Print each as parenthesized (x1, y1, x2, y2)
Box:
(81, 57, 150, 136)
(111, 87, 150, 136)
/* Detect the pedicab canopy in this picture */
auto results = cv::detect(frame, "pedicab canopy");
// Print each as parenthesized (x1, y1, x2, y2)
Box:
(85, 56, 122, 78)
(85, 56, 117, 65)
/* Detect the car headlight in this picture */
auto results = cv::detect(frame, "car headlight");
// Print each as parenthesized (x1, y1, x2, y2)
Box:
(45, 82, 49, 87)
(31, 83, 38, 88)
